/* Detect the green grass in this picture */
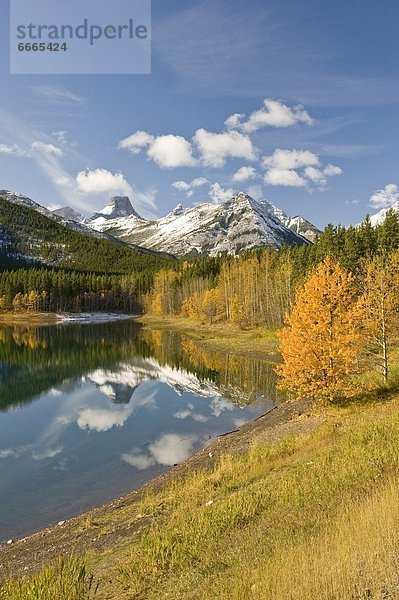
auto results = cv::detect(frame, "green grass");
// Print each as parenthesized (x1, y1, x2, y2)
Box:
(109, 398, 399, 600)
(137, 315, 279, 356)
(0, 557, 97, 600)
(5, 395, 399, 599)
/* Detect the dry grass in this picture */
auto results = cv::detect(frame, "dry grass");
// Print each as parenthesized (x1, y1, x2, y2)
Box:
(98, 397, 399, 599)
(4, 397, 399, 599)
(0, 312, 61, 325)
(137, 315, 278, 356)
(0, 557, 97, 600)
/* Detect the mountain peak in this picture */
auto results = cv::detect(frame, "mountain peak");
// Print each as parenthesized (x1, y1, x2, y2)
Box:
(93, 196, 142, 221)
(89, 190, 317, 257)
(169, 203, 184, 216)
(52, 206, 85, 223)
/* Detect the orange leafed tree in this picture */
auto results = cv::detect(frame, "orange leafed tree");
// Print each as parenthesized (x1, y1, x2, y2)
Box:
(276, 257, 363, 402)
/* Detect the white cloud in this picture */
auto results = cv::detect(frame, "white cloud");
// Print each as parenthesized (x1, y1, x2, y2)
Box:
(150, 433, 195, 465)
(119, 131, 196, 168)
(0, 143, 27, 156)
(194, 128, 256, 168)
(75, 168, 158, 214)
(32, 446, 63, 461)
(52, 131, 77, 148)
(31, 141, 64, 157)
(225, 113, 245, 129)
(263, 149, 342, 189)
(173, 181, 191, 192)
(121, 449, 155, 470)
(0, 448, 22, 459)
(370, 184, 399, 208)
(303, 165, 342, 187)
(265, 168, 307, 187)
(31, 85, 85, 104)
(232, 166, 257, 182)
(209, 183, 235, 204)
(191, 176, 208, 188)
(304, 166, 327, 185)
(76, 168, 133, 196)
(52, 131, 68, 144)
(0, 444, 63, 461)
(118, 130, 155, 154)
(172, 176, 208, 196)
(148, 135, 197, 168)
(121, 433, 196, 470)
(226, 99, 313, 133)
(323, 164, 343, 177)
(263, 149, 320, 170)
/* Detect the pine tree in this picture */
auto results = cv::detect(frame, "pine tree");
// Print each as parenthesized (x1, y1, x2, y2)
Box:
(276, 257, 363, 402)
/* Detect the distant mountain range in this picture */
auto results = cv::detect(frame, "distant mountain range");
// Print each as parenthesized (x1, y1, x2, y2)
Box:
(5, 187, 395, 263)
(0, 191, 173, 272)
(84, 192, 320, 258)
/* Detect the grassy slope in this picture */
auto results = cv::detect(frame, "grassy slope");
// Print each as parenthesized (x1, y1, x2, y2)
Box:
(3, 391, 399, 599)
(2, 318, 399, 599)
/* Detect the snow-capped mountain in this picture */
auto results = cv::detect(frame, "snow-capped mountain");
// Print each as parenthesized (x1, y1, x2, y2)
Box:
(52, 206, 85, 224)
(365, 201, 399, 227)
(89, 196, 142, 222)
(267, 203, 321, 242)
(88, 192, 318, 258)
(0, 189, 56, 219)
(0, 189, 106, 239)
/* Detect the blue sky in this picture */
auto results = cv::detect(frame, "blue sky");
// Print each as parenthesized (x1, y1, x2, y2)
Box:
(0, 0, 398, 229)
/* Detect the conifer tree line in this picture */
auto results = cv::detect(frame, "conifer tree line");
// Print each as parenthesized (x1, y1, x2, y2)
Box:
(0, 268, 151, 313)
(143, 209, 399, 329)
(0, 193, 174, 313)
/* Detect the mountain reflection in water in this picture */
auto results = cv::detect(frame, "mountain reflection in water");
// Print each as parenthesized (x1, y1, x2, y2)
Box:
(0, 320, 283, 542)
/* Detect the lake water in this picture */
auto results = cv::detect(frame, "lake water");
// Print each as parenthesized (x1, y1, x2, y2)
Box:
(0, 320, 281, 543)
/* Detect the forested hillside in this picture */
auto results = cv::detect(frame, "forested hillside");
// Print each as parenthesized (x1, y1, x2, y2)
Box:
(143, 210, 399, 329)
(0, 196, 174, 273)
(0, 195, 175, 313)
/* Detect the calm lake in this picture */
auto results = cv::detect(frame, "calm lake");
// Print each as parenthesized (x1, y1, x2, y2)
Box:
(0, 320, 281, 543)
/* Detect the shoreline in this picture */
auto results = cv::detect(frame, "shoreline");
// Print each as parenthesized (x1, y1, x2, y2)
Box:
(0, 310, 279, 359)
(0, 396, 316, 579)
(0, 311, 136, 326)
(135, 314, 279, 358)
(0, 313, 285, 580)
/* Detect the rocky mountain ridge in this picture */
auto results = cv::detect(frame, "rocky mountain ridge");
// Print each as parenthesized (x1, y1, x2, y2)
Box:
(86, 192, 319, 258)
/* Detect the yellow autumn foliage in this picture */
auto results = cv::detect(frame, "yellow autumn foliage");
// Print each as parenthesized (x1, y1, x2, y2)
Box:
(276, 257, 364, 402)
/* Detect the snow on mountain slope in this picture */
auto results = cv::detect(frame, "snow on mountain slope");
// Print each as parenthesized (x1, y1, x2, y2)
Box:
(263, 201, 321, 241)
(52, 206, 85, 223)
(0, 189, 110, 240)
(0, 190, 56, 219)
(88, 192, 313, 258)
(89, 196, 142, 223)
(366, 200, 399, 227)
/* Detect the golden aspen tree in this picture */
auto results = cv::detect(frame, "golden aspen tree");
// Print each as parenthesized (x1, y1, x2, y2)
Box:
(276, 257, 363, 402)
(358, 253, 399, 383)
(202, 288, 218, 323)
